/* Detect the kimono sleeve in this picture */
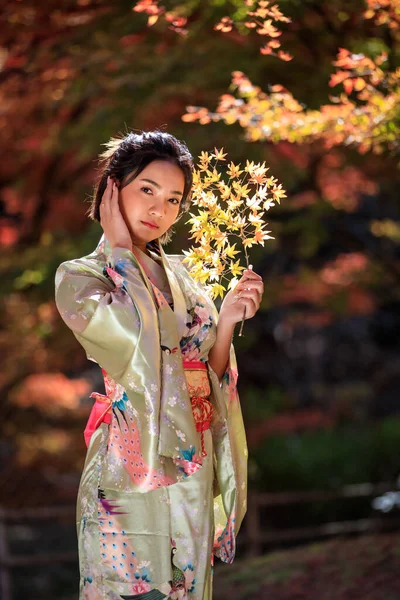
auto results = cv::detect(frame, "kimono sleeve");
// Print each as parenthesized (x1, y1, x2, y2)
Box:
(55, 247, 142, 383)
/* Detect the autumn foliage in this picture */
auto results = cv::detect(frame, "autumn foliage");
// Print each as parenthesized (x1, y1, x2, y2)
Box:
(183, 149, 285, 297)
(1, 0, 400, 506)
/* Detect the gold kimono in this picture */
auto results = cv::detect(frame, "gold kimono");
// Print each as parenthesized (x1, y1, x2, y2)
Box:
(55, 234, 248, 600)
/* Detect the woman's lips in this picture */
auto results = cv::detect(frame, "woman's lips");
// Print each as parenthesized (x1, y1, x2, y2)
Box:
(141, 221, 159, 229)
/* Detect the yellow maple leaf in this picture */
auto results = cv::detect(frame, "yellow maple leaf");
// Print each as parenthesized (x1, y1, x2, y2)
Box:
(272, 184, 287, 203)
(191, 229, 205, 244)
(227, 162, 243, 178)
(228, 276, 240, 291)
(198, 151, 210, 163)
(215, 208, 230, 224)
(192, 170, 201, 185)
(234, 215, 247, 228)
(210, 283, 226, 299)
(212, 147, 228, 161)
(246, 194, 263, 210)
(209, 267, 221, 282)
(225, 243, 240, 259)
(227, 196, 243, 211)
(232, 180, 251, 197)
(256, 185, 269, 200)
(243, 237, 257, 248)
(204, 168, 220, 182)
(244, 160, 255, 174)
(249, 211, 265, 225)
(182, 248, 201, 267)
(248, 163, 269, 184)
(217, 181, 233, 201)
(230, 259, 244, 277)
(263, 198, 275, 210)
(192, 264, 211, 285)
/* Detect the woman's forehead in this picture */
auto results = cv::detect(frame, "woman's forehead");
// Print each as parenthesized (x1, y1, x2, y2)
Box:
(123, 160, 185, 190)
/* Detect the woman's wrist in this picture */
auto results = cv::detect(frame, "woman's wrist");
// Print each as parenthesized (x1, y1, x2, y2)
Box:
(111, 240, 133, 252)
(217, 309, 237, 331)
(217, 312, 236, 336)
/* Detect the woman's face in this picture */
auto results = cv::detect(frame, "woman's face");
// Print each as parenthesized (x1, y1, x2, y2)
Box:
(119, 159, 185, 252)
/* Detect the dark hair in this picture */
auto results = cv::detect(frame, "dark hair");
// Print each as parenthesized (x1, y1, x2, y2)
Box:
(88, 130, 194, 244)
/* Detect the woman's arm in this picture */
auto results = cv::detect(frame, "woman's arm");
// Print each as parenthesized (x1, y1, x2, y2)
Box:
(208, 315, 235, 380)
(55, 252, 144, 383)
(55, 175, 151, 384)
(208, 267, 264, 380)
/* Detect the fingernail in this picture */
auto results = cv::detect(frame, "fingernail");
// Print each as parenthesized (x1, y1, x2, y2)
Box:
(248, 264, 253, 270)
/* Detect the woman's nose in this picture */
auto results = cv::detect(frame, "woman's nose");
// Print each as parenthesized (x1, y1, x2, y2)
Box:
(150, 198, 165, 217)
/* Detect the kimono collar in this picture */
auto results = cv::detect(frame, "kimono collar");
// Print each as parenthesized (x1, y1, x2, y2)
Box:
(92, 233, 200, 460)
(96, 234, 187, 339)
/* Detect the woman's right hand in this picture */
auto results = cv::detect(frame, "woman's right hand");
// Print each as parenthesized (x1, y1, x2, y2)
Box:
(99, 176, 132, 251)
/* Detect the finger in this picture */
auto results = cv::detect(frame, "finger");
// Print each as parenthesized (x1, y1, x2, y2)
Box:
(101, 176, 113, 211)
(236, 283, 264, 301)
(236, 288, 261, 305)
(236, 296, 258, 318)
(240, 268, 263, 281)
(242, 288, 263, 301)
(236, 280, 264, 293)
(110, 181, 119, 213)
(242, 270, 263, 281)
(234, 286, 260, 303)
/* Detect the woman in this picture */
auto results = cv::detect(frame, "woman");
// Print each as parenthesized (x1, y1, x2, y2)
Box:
(55, 130, 263, 600)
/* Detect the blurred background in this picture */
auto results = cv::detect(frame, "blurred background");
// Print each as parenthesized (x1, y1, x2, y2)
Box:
(1, 0, 400, 598)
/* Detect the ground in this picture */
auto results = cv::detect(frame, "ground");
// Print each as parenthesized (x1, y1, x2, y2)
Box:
(214, 533, 400, 600)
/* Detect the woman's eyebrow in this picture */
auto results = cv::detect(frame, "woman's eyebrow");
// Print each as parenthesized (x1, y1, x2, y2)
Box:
(139, 178, 183, 196)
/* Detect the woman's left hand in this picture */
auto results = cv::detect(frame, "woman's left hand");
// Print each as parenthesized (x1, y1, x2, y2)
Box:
(219, 267, 264, 326)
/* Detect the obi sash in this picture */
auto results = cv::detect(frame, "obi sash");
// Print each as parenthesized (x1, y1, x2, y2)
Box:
(84, 360, 213, 454)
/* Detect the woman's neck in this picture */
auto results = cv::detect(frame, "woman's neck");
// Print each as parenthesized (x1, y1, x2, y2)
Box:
(133, 243, 151, 258)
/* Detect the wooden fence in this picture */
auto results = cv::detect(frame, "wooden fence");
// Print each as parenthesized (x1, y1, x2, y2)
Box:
(242, 482, 400, 557)
(0, 505, 77, 600)
(1, 482, 400, 600)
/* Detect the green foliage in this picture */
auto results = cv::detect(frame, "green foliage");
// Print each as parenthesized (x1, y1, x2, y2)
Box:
(250, 416, 400, 492)
(243, 385, 287, 421)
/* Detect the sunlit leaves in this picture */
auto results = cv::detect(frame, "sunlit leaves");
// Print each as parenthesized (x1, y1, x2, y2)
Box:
(215, 0, 293, 61)
(183, 149, 283, 298)
(12, 373, 90, 414)
(214, 16, 234, 33)
(364, 0, 400, 36)
(132, 0, 188, 35)
(138, 0, 293, 61)
(183, 48, 400, 157)
(371, 218, 400, 241)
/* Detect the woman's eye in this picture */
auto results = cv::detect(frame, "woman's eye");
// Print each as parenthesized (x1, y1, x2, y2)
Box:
(169, 198, 179, 205)
(141, 187, 152, 194)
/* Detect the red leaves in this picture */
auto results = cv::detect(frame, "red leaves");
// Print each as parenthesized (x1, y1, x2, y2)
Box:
(144, 1, 293, 62)
(214, 17, 233, 33)
(277, 50, 293, 61)
(132, 0, 187, 33)
(12, 373, 91, 413)
(132, 0, 162, 17)
(343, 78, 354, 95)
(330, 71, 351, 88)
